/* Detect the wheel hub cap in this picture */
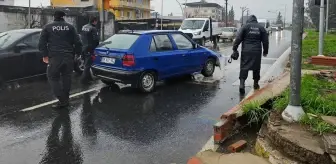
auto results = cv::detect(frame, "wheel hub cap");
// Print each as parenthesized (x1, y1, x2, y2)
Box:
(142, 74, 153, 88)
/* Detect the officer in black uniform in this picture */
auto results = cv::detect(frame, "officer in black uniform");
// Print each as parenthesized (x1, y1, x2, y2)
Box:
(232, 15, 269, 94)
(80, 16, 100, 84)
(38, 10, 82, 109)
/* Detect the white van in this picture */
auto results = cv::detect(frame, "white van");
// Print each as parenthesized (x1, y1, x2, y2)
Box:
(257, 19, 272, 35)
(178, 18, 223, 46)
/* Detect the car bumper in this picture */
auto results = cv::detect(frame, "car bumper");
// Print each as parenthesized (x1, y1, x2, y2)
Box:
(219, 35, 234, 39)
(91, 65, 141, 85)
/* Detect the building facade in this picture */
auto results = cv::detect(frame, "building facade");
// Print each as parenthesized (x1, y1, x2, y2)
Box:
(110, 0, 152, 20)
(51, 0, 153, 20)
(0, 0, 14, 6)
(183, 1, 223, 21)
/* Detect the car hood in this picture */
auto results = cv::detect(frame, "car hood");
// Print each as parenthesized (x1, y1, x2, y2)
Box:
(179, 29, 201, 33)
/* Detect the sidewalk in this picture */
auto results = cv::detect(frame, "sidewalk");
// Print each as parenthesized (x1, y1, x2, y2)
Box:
(188, 151, 269, 164)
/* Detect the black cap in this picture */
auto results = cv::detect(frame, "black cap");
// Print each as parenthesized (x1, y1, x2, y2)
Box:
(54, 10, 66, 18)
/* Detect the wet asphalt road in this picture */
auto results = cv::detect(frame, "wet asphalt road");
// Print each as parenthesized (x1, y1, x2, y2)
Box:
(0, 31, 291, 164)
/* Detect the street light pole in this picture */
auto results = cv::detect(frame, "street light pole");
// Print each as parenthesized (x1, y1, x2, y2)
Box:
(284, 4, 286, 28)
(240, 7, 247, 26)
(318, 0, 325, 56)
(161, 0, 163, 30)
(281, 0, 305, 122)
(28, 0, 31, 28)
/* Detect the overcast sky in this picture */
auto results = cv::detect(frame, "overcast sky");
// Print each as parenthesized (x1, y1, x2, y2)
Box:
(16, 0, 295, 22)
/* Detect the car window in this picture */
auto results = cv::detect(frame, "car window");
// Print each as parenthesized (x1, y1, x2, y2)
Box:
(98, 34, 139, 49)
(0, 31, 27, 49)
(153, 35, 173, 51)
(171, 34, 193, 50)
(149, 38, 157, 51)
(20, 33, 40, 48)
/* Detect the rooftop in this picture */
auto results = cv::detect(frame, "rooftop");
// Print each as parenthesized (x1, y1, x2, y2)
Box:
(183, 1, 222, 8)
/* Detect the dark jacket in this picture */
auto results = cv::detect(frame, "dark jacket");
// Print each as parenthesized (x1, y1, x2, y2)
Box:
(38, 18, 82, 58)
(233, 15, 269, 70)
(80, 23, 99, 54)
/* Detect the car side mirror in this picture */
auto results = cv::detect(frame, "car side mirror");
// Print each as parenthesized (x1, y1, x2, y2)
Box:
(14, 43, 27, 53)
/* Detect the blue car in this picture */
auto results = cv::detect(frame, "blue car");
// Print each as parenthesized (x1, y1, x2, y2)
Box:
(91, 30, 221, 93)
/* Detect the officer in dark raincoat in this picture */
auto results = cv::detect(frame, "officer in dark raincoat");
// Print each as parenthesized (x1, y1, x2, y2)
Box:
(232, 15, 269, 94)
(38, 10, 82, 109)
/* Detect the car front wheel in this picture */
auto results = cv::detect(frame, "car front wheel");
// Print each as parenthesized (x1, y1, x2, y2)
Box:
(138, 71, 156, 93)
(201, 58, 216, 77)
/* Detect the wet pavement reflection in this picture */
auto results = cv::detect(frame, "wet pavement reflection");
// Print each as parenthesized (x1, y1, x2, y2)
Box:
(0, 31, 291, 164)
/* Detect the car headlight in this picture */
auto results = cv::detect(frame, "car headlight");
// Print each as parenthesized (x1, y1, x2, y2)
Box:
(194, 31, 201, 35)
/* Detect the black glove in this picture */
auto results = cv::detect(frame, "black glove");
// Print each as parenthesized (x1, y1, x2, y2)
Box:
(231, 51, 239, 60)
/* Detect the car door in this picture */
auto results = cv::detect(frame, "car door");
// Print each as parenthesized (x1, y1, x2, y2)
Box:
(148, 34, 184, 78)
(18, 33, 45, 77)
(170, 33, 201, 73)
(0, 50, 24, 81)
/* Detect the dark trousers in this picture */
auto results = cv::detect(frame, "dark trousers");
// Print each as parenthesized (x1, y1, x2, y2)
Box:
(239, 69, 261, 81)
(80, 54, 93, 83)
(47, 56, 74, 105)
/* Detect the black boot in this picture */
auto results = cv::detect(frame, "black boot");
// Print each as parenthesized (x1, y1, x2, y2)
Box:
(239, 79, 245, 94)
(254, 80, 260, 90)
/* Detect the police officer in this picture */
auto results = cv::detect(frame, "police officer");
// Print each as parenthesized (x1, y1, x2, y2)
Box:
(232, 15, 269, 94)
(80, 16, 100, 84)
(38, 10, 82, 109)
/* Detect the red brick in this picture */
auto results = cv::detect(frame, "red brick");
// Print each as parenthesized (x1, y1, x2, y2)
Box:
(213, 117, 235, 143)
(187, 157, 203, 164)
(227, 140, 247, 153)
(311, 56, 336, 66)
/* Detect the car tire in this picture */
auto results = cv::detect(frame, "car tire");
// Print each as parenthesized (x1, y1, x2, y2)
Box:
(201, 58, 216, 77)
(101, 79, 115, 86)
(138, 71, 156, 93)
(74, 55, 85, 75)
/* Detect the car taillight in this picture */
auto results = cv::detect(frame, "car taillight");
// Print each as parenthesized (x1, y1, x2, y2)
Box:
(122, 54, 135, 67)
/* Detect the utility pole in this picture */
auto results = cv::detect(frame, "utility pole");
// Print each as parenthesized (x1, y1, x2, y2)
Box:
(282, 0, 305, 122)
(161, 0, 163, 30)
(326, 0, 329, 34)
(246, 9, 249, 17)
(318, 0, 325, 56)
(28, 0, 31, 28)
(225, 0, 228, 27)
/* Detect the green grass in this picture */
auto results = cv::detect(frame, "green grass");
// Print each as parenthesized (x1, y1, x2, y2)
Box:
(273, 74, 336, 134)
(242, 100, 270, 125)
(302, 29, 336, 70)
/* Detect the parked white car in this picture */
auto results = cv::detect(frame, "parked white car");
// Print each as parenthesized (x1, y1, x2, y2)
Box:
(219, 27, 237, 42)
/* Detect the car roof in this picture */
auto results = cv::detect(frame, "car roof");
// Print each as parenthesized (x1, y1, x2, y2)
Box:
(119, 30, 184, 35)
(2, 28, 42, 34)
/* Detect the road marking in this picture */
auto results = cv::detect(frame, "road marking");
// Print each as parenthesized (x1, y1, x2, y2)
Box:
(20, 87, 100, 112)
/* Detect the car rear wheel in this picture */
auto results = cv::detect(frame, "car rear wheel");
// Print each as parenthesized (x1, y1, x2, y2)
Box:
(101, 79, 115, 86)
(201, 58, 215, 77)
(138, 71, 156, 93)
(74, 55, 85, 75)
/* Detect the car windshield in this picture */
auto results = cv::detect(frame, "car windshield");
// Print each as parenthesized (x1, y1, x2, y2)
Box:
(222, 28, 233, 32)
(98, 34, 139, 49)
(0, 31, 26, 49)
(258, 22, 266, 27)
(180, 20, 205, 30)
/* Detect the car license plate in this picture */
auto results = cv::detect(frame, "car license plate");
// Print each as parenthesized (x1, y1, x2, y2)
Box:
(101, 57, 115, 64)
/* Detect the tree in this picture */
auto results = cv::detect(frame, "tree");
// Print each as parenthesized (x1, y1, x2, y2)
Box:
(276, 11, 283, 25)
(228, 6, 235, 23)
